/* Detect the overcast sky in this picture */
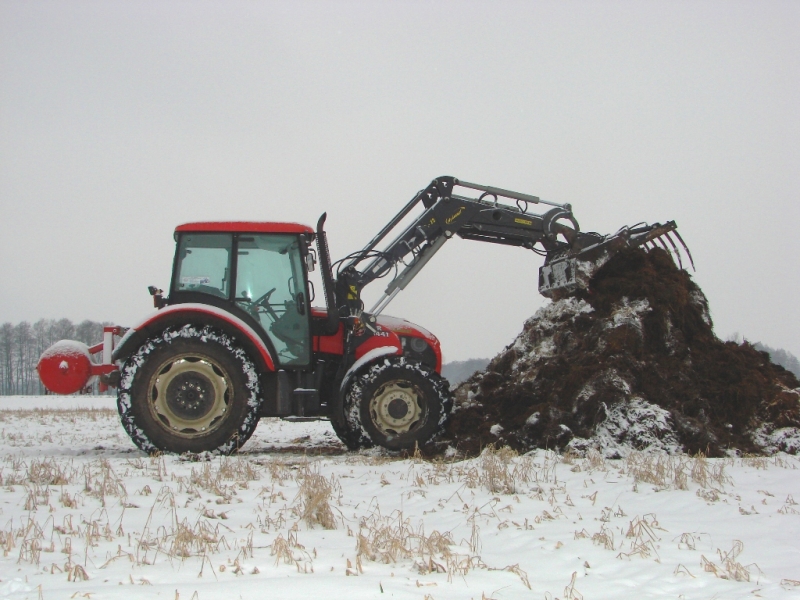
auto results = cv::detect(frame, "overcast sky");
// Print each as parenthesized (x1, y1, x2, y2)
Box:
(1, 1, 798, 362)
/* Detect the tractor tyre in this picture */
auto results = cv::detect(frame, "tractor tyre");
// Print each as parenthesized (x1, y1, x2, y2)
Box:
(117, 325, 263, 455)
(329, 397, 365, 451)
(343, 357, 452, 451)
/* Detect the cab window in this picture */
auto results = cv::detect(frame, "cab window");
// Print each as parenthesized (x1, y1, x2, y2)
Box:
(174, 233, 232, 299)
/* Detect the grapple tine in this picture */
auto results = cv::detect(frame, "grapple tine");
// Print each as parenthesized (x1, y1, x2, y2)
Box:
(662, 232, 684, 270)
(655, 235, 677, 266)
(655, 233, 675, 263)
(673, 229, 695, 271)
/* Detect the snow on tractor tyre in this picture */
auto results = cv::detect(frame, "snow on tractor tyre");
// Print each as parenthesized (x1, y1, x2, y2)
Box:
(328, 403, 363, 451)
(344, 357, 452, 451)
(117, 326, 262, 455)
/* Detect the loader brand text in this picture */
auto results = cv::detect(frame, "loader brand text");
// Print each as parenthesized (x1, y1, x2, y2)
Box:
(445, 207, 466, 224)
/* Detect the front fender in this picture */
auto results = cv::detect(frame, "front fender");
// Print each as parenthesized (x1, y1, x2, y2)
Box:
(340, 327, 403, 394)
(340, 346, 400, 395)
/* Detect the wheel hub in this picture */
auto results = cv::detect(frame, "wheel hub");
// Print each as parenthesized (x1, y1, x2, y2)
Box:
(165, 372, 215, 420)
(150, 356, 230, 436)
(387, 397, 409, 419)
(369, 380, 423, 435)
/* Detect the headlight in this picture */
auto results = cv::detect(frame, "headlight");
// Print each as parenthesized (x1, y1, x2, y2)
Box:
(408, 337, 428, 353)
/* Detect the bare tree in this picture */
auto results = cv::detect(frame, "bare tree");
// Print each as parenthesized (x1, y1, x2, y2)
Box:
(0, 322, 14, 395)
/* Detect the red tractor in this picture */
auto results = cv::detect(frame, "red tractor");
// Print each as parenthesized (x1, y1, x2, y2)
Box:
(37, 176, 691, 454)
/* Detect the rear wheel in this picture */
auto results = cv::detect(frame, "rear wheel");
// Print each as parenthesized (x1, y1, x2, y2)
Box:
(343, 357, 451, 451)
(117, 326, 262, 454)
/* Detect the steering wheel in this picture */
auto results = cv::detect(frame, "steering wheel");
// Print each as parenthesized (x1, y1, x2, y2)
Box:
(253, 287, 279, 321)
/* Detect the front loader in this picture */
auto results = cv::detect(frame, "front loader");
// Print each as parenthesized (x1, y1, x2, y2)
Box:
(37, 176, 692, 454)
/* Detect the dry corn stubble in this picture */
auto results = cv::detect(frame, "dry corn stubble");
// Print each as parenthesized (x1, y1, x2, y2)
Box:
(4, 408, 798, 597)
(616, 513, 664, 561)
(270, 524, 314, 572)
(700, 540, 762, 583)
(355, 500, 533, 590)
(293, 461, 339, 530)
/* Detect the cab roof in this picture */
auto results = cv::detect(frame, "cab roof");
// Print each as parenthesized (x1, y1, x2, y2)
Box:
(175, 222, 314, 235)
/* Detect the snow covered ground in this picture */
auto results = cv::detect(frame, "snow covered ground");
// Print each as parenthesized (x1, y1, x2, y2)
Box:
(1, 397, 799, 600)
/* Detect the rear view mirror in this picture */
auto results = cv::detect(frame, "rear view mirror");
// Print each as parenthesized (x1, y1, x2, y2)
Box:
(305, 250, 317, 272)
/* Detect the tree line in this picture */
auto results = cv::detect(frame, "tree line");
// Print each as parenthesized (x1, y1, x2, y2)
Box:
(752, 342, 800, 379)
(0, 319, 112, 395)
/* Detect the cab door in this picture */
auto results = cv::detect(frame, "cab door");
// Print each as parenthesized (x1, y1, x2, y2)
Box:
(234, 234, 311, 367)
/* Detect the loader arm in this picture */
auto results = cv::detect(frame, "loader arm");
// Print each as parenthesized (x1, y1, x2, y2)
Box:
(334, 175, 691, 322)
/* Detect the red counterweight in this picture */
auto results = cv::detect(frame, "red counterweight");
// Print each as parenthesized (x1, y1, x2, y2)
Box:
(37, 326, 122, 395)
(37, 341, 93, 395)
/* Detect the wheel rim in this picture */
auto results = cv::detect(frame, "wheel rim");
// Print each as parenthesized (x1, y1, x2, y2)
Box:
(148, 353, 231, 437)
(369, 380, 424, 436)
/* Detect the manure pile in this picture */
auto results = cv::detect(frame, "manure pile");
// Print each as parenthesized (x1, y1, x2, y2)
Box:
(433, 248, 800, 458)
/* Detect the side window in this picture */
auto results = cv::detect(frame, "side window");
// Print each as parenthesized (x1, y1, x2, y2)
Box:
(235, 234, 310, 367)
(174, 234, 232, 299)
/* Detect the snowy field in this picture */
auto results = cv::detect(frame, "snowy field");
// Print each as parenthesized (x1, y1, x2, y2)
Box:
(1, 397, 799, 600)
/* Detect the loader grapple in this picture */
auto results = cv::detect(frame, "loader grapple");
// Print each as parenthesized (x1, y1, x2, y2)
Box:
(538, 220, 694, 298)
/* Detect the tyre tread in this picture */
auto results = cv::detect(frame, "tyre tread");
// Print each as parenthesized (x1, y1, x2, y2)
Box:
(117, 325, 262, 455)
(342, 356, 452, 451)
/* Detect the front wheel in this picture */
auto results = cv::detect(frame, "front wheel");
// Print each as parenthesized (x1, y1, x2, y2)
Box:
(117, 326, 263, 455)
(343, 357, 452, 451)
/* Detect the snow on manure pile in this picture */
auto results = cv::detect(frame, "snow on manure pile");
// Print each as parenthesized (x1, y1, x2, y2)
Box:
(438, 248, 800, 458)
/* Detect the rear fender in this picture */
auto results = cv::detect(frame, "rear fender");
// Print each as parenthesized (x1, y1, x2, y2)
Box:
(112, 303, 276, 374)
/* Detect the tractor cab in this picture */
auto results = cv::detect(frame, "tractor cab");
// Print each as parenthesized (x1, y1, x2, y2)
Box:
(170, 222, 316, 368)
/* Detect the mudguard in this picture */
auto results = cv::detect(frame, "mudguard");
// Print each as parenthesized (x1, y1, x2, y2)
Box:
(112, 303, 276, 373)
